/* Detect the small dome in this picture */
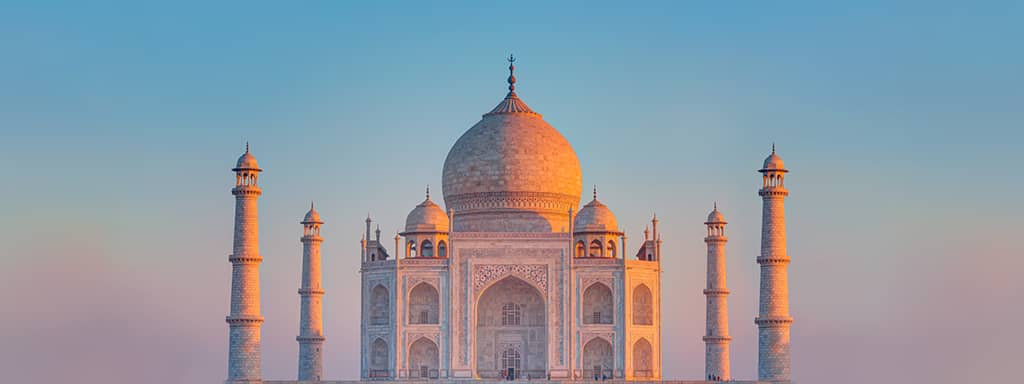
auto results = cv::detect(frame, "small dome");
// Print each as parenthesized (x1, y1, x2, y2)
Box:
(405, 197, 449, 233)
(234, 146, 260, 171)
(302, 203, 322, 224)
(761, 150, 785, 171)
(574, 198, 619, 233)
(706, 207, 726, 224)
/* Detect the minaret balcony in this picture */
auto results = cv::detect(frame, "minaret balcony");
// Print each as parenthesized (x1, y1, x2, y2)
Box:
(228, 253, 263, 264)
(703, 288, 730, 296)
(756, 255, 791, 265)
(231, 185, 262, 196)
(225, 315, 264, 326)
(297, 287, 325, 296)
(758, 188, 789, 198)
(755, 316, 793, 327)
(702, 335, 732, 343)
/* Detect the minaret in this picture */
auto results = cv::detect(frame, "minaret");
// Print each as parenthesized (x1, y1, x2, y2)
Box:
(297, 202, 325, 381)
(703, 203, 731, 381)
(227, 144, 264, 384)
(756, 145, 793, 382)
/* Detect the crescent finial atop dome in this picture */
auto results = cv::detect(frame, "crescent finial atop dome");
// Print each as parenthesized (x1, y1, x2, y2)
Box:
(507, 53, 516, 92)
(485, 55, 540, 117)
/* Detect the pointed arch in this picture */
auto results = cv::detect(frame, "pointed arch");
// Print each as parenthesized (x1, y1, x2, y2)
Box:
(583, 337, 614, 379)
(408, 337, 439, 379)
(370, 337, 389, 377)
(632, 284, 653, 325)
(632, 338, 652, 378)
(475, 276, 547, 378)
(437, 240, 447, 257)
(589, 239, 602, 257)
(421, 239, 434, 257)
(607, 239, 617, 258)
(408, 282, 439, 324)
(583, 282, 614, 324)
(575, 240, 586, 258)
(370, 284, 389, 325)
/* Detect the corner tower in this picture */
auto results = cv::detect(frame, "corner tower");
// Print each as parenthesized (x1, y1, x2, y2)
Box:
(756, 146, 793, 382)
(226, 144, 264, 384)
(297, 203, 325, 381)
(703, 204, 730, 381)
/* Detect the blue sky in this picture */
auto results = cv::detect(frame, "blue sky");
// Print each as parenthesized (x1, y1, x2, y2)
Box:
(1, 1, 1022, 383)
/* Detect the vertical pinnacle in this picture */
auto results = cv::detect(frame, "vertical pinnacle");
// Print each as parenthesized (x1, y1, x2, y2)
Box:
(426, 185, 430, 200)
(593, 185, 597, 200)
(507, 53, 517, 92)
(245, 141, 250, 153)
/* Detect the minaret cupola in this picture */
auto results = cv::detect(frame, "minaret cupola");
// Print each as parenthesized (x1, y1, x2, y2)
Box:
(759, 144, 788, 196)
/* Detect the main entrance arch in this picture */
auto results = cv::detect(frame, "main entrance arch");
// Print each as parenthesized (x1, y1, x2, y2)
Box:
(475, 276, 547, 379)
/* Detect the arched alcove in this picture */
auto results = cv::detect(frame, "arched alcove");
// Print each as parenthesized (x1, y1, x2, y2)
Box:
(408, 338, 439, 379)
(475, 276, 546, 378)
(632, 284, 653, 325)
(370, 284, 389, 325)
(583, 282, 614, 324)
(583, 338, 614, 379)
(408, 283, 439, 324)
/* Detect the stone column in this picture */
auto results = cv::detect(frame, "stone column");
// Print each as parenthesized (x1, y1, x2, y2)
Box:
(298, 205, 325, 381)
(227, 147, 264, 384)
(703, 206, 731, 381)
(756, 150, 793, 382)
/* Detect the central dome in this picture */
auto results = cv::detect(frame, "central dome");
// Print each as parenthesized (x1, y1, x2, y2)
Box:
(442, 66, 582, 232)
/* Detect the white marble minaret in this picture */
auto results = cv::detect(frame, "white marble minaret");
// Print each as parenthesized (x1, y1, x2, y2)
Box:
(703, 203, 731, 381)
(297, 203, 325, 381)
(227, 144, 264, 384)
(756, 146, 793, 382)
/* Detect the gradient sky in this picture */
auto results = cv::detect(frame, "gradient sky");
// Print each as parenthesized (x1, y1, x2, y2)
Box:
(1, 1, 1022, 383)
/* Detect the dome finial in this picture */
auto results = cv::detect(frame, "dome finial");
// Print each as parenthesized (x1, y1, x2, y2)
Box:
(311, 200, 314, 210)
(593, 185, 597, 200)
(714, 201, 718, 210)
(772, 141, 776, 154)
(245, 141, 250, 153)
(507, 53, 517, 92)
(426, 185, 430, 200)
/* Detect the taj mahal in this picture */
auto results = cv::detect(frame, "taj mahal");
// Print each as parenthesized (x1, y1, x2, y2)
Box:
(223, 58, 795, 383)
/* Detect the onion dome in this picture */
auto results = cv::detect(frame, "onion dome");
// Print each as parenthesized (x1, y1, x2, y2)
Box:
(760, 144, 787, 172)
(442, 56, 582, 232)
(405, 188, 450, 233)
(573, 187, 620, 234)
(302, 202, 322, 224)
(705, 203, 726, 224)
(233, 142, 261, 171)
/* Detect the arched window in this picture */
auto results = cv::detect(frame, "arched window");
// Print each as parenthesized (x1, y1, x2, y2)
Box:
(583, 338, 614, 379)
(632, 338, 653, 377)
(407, 240, 417, 258)
(502, 303, 521, 326)
(632, 284, 653, 325)
(408, 283, 439, 324)
(583, 283, 614, 324)
(421, 240, 433, 257)
(370, 338, 389, 377)
(590, 240, 602, 257)
(408, 338, 439, 379)
(370, 285, 389, 325)
(607, 240, 617, 258)
(437, 241, 447, 257)
(501, 346, 521, 379)
(575, 241, 586, 258)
